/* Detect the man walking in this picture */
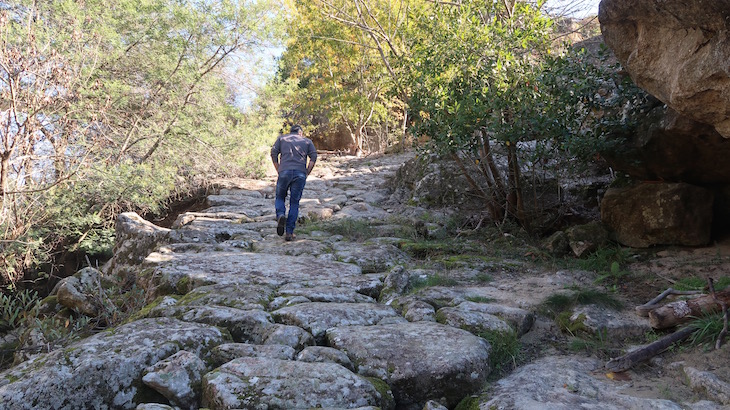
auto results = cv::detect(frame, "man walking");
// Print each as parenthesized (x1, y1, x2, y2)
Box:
(271, 125, 317, 241)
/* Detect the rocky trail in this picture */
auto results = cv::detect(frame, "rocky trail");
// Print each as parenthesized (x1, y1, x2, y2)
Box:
(1, 153, 729, 410)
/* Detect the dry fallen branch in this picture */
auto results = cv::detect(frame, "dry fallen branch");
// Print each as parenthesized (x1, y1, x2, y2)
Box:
(605, 325, 696, 373)
(635, 288, 703, 317)
(648, 289, 730, 329)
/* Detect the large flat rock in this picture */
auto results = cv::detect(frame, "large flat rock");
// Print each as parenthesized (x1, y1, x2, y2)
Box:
(272, 302, 400, 340)
(140, 250, 363, 296)
(326, 321, 491, 409)
(202, 357, 394, 410)
(480, 355, 685, 409)
(0, 318, 226, 410)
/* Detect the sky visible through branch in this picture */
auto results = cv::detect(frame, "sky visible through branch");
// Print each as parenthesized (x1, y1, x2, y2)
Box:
(231, 0, 602, 111)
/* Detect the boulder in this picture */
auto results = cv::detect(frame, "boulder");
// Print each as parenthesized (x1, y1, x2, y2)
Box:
(543, 230, 571, 256)
(599, 0, 730, 137)
(566, 221, 610, 257)
(201, 357, 394, 410)
(436, 306, 513, 336)
(142, 350, 206, 410)
(0, 318, 226, 410)
(401, 299, 436, 322)
(683, 367, 730, 405)
(55, 267, 114, 317)
(326, 321, 491, 409)
(136, 404, 175, 410)
(601, 183, 714, 247)
(331, 242, 410, 273)
(570, 304, 652, 341)
(379, 265, 410, 304)
(174, 282, 274, 311)
(447, 301, 535, 337)
(104, 212, 173, 279)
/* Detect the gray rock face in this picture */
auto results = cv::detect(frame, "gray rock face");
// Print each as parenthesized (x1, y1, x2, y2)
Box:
(599, 0, 730, 137)
(436, 306, 513, 335)
(202, 357, 394, 410)
(297, 346, 354, 371)
(326, 321, 491, 409)
(456, 301, 535, 337)
(480, 355, 684, 409)
(260, 323, 315, 350)
(146, 304, 273, 343)
(211, 343, 296, 367)
(379, 265, 410, 303)
(277, 284, 376, 303)
(331, 242, 410, 273)
(105, 212, 173, 278)
(601, 183, 714, 247)
(142, 350, 206, 410)
(272, 302, 400, 341)
(0, 318, 226, 410)
(176, 282, 274, 310)
(683, 367, 730, 406)
(139, 250, 362, 297)
(401, 299, 436, 322)
(570, 304, 651, 340)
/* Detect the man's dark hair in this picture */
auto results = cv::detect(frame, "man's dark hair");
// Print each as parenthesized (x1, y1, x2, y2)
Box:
(290, 125, 303, 134)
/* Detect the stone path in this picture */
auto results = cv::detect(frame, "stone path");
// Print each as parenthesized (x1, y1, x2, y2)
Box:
(1, 153, 727, 409)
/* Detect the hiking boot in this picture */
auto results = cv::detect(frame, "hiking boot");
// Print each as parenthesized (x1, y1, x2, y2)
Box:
(276, 215, 287, 236)
(284, 233, 296, 242)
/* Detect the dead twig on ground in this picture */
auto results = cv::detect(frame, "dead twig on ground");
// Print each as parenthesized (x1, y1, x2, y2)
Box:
(635, 288, 704, 317)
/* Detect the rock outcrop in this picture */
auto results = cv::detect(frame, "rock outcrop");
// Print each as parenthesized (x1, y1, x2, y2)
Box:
(601, 183, 714, 247)
(0, 318, 225, 409)
(599, 0, 730, 138)
(1, 152, 724, 409)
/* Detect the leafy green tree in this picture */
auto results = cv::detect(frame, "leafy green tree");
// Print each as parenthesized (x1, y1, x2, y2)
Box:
(0, 0, 284, 287)
(280, 0, 425, 153)
(406, 0, 601, 227)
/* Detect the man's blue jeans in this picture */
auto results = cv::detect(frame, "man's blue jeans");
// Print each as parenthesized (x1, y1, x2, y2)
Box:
(275, 170, 307, 234)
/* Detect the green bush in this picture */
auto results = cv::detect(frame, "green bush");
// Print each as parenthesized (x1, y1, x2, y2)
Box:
(0, 289, 40, 332)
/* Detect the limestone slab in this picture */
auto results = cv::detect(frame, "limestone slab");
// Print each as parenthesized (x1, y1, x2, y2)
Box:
(273, 302, 399, 340)
(326, 321, 491, 409)
(0, 318, 225, 410)
(202, 357, 394, 410)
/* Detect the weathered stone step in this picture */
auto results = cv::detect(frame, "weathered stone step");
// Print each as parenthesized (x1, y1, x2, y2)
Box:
(202, 357, 395, 410)
(139, 250, 363, 296)
(326, 321, 491, 410)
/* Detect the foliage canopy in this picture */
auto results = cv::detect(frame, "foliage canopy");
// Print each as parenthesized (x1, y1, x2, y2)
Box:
(0, 0, 286, 287)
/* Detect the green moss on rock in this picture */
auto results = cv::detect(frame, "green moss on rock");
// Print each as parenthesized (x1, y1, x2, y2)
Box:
(365, 376, 394, 410)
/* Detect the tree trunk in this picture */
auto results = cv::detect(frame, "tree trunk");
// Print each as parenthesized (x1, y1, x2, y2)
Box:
(0, 152, 10, 198)
(506, 142, 527, 227)
(400, 109, 408, 150)
(648, 290, 730, 329)
(451, 152, 501, 221)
